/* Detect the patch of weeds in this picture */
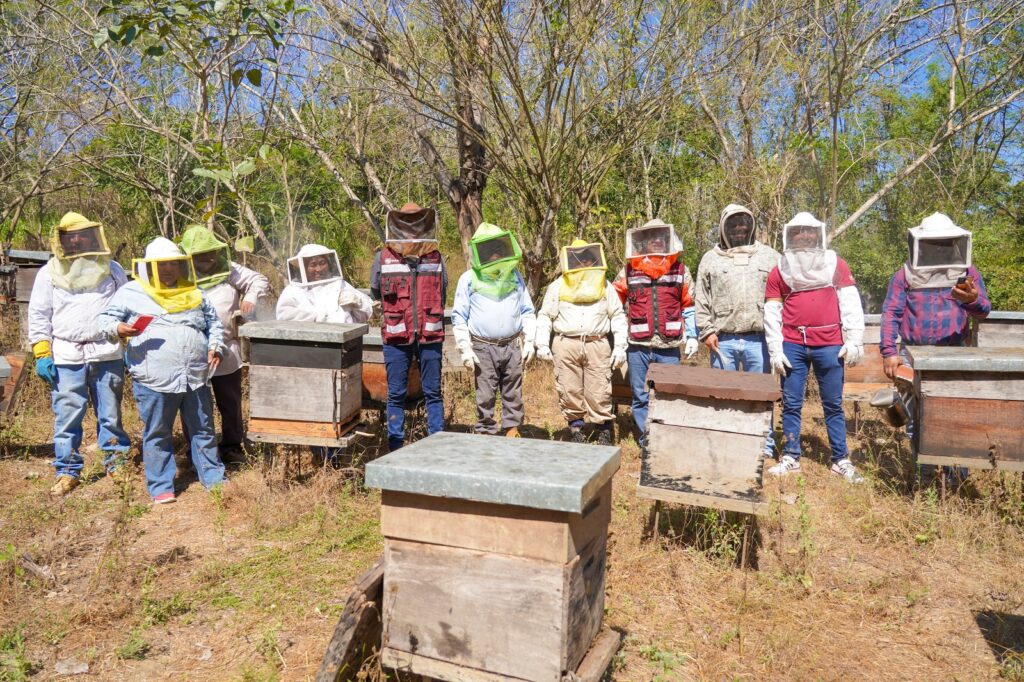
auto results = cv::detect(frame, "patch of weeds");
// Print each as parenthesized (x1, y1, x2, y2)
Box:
(695, 509, 743, 566)
(239, 664, 280, 682)
(143, 592, 191, 626)
(914, 487, 940, 545)
(257, 622, 284, 672)
(0, 544, 25, 582)
(210, 482, 226, 532)
(123, 503, 149, 520)
(718, 625, 740, 648)
(1001, 651, 1024, 681)
(795, 474, 815, 588)
(638, 643, 690, 681)
(115, 629, 150, 660)
(904, 586, 929, 607)
(0, 626, 37, 680)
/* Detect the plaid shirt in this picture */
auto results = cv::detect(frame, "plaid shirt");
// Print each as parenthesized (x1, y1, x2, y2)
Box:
(880, 265, 991, 357)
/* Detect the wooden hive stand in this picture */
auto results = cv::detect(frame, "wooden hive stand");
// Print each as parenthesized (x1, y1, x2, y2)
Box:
(238, 320, 369, 449)
(360, 432, 622, 682)
(909, 346, 1024, 473)
(638, 364, 780, 517)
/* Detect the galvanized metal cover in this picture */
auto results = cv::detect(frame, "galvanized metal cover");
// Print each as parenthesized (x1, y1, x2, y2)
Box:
(365, 432, 620, 513)
(986, 311, 1024, 321)
(909, 345, 1024, 372)
(238, 320, 368, 344)
(0, 356, 10, 381)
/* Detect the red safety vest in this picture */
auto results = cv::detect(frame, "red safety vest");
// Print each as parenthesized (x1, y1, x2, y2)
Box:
(379, 248, 445, 345)
(625, 261, 686, 342)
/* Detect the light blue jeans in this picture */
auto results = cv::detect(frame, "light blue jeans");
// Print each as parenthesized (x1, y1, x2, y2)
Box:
(132, 381, 225, 498)
(626, 344, 680, 445)
(51, 360, 131, 478)
(710, 333, 775, 454)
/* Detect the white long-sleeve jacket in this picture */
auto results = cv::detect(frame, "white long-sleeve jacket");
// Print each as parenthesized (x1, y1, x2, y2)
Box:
(275, 279, 373, 325)
(28, 261, 129, 365)
(535, 279, 627, 352)
(204, 262, 270, 376)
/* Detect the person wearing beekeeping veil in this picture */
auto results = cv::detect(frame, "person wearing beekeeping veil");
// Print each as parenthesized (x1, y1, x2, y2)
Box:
(879, 212, 991, 484)
(369, 202, 449, 452)
(180, 225, 270, 460)
(611, 219, 698, 453)
(763, 212, 865, 483)
(452, 223, 536, 438)
(28, 211, 131, 496)
(276, 244, 372, 324)
(535, 240, 626, 444)
(97, 237, 226, 504)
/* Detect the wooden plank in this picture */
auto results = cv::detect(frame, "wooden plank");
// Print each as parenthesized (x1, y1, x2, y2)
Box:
(383, 539, 567, 682)
(641, 423, 764, 513)
(15, 265, 42, 303)
(316, 558, 384, 682)
(249, 365, 361, 423)
(918, 371, 1024, 401)
(843, 344, 887, 384)
(646, 364, 781, 403)
(919, 395, 1024, 462)
(381, 648, 527, 682)
(248, 416, 359, 439)
(562, 536, 607, 674)
(250, 338, 361, 370)
(574, 629, 623, 682)
(0, 352, 30, 415)
(649, 392, 772, 436)
(917, 454, 1024, 473)
(977, 319, 1024, 348)
(381, 482, 610, 563)
(637, 483, 768, 515)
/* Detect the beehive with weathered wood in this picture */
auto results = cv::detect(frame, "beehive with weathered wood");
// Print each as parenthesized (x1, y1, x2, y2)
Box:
(238, 320, 368, 447)
(365, 431, 619, 682)
(971, 311, 1024, 348)
(843, 314, 886, 401)
(638, 364, 780, 515)
(6, 249, 51, 350)
(909, 346, 1024, 472)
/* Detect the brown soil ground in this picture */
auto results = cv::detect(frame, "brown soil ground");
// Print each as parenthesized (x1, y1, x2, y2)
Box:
(2, 332, 1023, 681)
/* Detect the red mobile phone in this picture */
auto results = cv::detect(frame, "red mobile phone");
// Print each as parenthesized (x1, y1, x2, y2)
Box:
(131, 315, 154, 332)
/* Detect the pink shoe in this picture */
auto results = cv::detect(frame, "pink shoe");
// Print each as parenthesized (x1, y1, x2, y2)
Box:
(153, 492, 176, 505)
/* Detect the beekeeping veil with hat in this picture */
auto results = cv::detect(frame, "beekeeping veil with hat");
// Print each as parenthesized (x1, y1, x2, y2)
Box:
(559, 240, 607, 304)
(904, 212, 972, 290)
(179, 225, 231, 289)
(778, 212, 837, 292)
(386, 203, 439, 257)
(718, 204, 757, 251)
(47, 212, 113, 291)
(469, 222, 522, 300)
(626, 218, 683, 280)
(287, 244, 343, 287)
(133, 237, 202, 313)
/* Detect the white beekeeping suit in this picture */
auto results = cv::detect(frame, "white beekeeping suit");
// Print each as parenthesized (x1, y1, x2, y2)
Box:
(276, 244, 373, 324)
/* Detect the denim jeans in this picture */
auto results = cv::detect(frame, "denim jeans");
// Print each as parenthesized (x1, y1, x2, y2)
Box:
(780, 342, 848, 463)
(132, 381, 225, 498)
(710, 333, 769, 372)
(51, 360, 131, 478)
(710, 333, 775, 454)
(626, 344, 680, 444)
(383, 342, 445, 451)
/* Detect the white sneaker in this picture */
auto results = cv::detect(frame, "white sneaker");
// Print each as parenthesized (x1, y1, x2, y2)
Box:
(831, 458, 864, 484)
(767, 455, 801, 476)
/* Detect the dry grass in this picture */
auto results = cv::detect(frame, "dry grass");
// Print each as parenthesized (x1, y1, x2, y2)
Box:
(2, 334, 1023, 681)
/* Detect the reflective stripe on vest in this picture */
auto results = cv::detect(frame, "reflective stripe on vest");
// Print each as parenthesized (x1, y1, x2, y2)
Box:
(379, 247, 445, 345)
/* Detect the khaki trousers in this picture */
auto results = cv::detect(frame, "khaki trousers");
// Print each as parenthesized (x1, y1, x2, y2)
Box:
(552, 335, 614, 424)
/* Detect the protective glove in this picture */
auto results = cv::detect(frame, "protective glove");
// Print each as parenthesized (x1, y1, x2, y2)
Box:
(610, 347, 627, 369)
(536, 346, 554, 362)
(338, 289, 361, 308)
(684, 337, 699, 359)
(452, 323, 478, 370)
(35, 356, 57, 388)
(769, 347, 792, 376)
(460, 349, 480, 370)
(521, 342, 536, 364)
(839, 343, 863, 367)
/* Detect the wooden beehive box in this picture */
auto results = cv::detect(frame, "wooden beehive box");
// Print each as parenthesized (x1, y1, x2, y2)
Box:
(6, 249, 51, 351)
(843, 314, 888, 401)
(365, 432, 620, 682)
(238, 320, 368, 447)
(638, 364, 780, 515)
(909, 346, 1024, 472)
(972, 311, 1024, 348)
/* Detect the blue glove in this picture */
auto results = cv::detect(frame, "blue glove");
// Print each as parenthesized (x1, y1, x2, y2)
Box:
(35, 356, 57, 387)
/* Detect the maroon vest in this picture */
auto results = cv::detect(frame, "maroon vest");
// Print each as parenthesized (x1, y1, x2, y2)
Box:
(625, 261, 685, 342)
(379, 247, 445, 345)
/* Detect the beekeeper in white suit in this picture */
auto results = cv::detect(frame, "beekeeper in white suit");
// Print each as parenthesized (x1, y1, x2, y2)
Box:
(276, 244, 373, 324)
(763, 212, 866, 483)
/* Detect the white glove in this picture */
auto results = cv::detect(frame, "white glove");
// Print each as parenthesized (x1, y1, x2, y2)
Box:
(610, 347, 627, 369)
(521, 342, 535, 364)
(461, 349, 480, 370)
(452, 323, 478, 369)
(770, 347, 792, 375)
(684, 337, 699, 359)
(536, 346, 553, 362)
(839, 343, 863, 367)
(338, 289, 360, 307)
